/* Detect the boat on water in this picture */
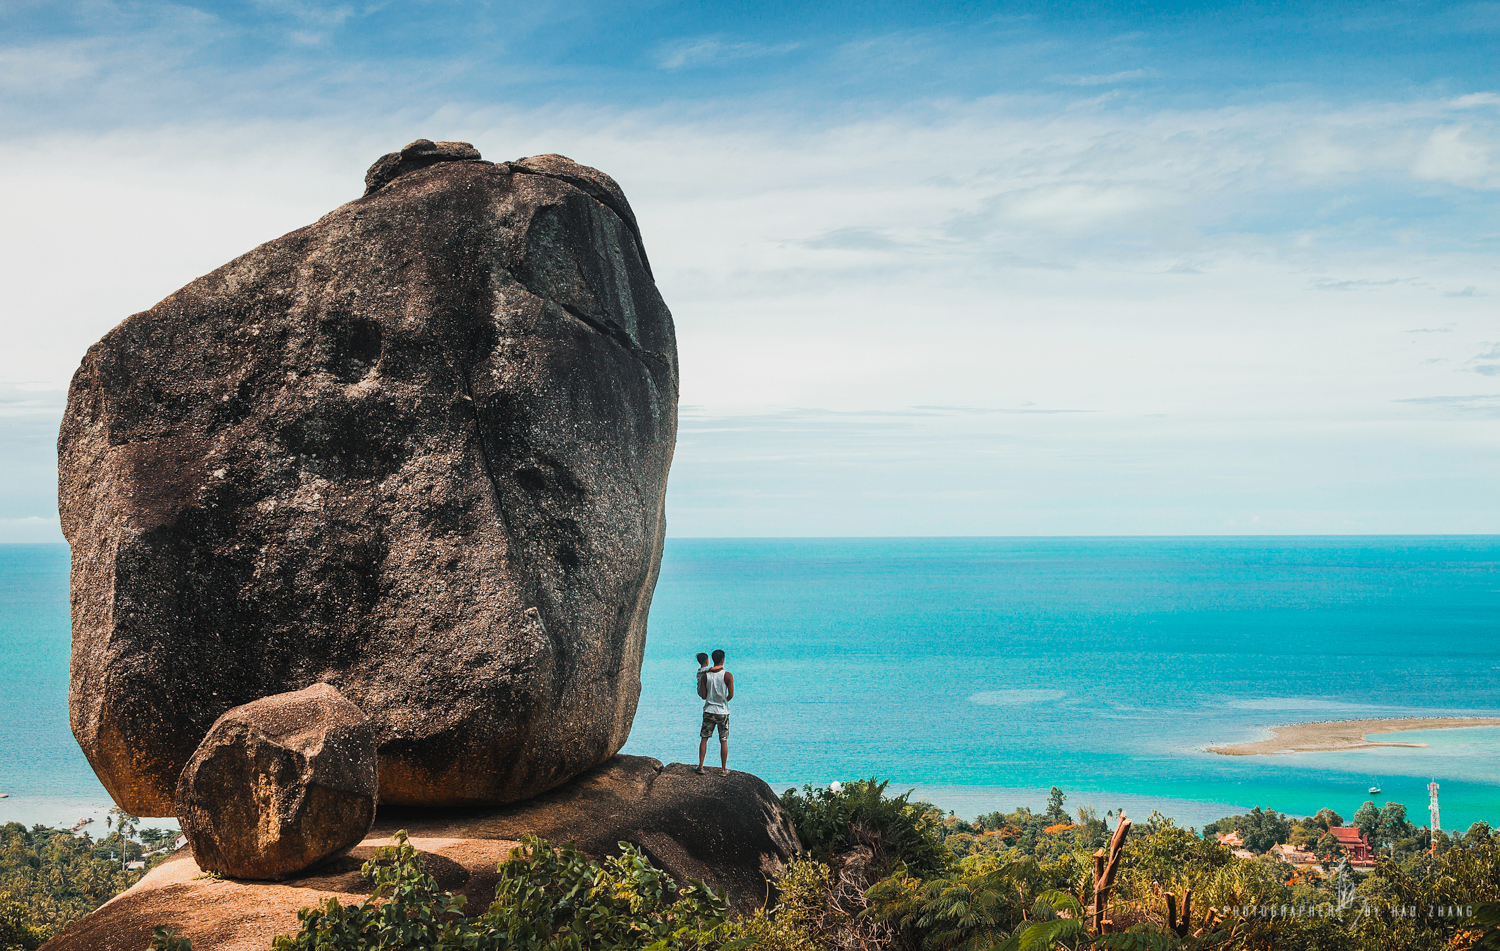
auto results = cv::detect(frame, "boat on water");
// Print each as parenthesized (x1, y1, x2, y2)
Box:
(1369, 783, 1382, 795)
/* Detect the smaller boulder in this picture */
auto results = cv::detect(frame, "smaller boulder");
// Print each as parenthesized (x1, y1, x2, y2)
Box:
(363, 138, 482, 193)
(174, 684, 377, 880)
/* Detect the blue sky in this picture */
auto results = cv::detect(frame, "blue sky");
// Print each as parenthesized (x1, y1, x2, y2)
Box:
(2, 1, 1498, 538)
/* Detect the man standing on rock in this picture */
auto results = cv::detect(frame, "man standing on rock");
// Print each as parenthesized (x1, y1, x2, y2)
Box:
(696, 649, 733, 776)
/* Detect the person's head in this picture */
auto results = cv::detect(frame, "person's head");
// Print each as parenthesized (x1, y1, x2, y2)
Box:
(711, 649, 725, 666)
(696, 652, 709, 666)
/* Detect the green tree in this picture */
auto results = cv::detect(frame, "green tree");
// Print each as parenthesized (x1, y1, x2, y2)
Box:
(1374, 802, 1414, 851)
(1352, 800, 1381, 844)
(1044, 788, 1068, 825)
(1201, 807, 1292, 853)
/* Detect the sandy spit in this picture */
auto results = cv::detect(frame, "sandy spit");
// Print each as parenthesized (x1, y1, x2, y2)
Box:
(1207, 717, 1500, 756)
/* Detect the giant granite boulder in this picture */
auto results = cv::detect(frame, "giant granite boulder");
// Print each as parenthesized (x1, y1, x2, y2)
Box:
(59, 140, 679, 817)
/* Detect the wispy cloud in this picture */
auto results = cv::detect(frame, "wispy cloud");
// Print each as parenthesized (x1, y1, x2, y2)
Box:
(802, 227, 900, 251)
(1450, 92, 1500, 108)
(249, 0, 356, 29)
(658, 37, 799, 70)
(1395, 393, 1500, 415)
(1311, 278, 1404, 291)
(1469, 343, 1500, 376)
(1054, 68, 1155, 86)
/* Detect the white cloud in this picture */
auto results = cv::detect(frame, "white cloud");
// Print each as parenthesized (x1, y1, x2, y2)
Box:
(2, 89, 1499, 533)
(988, 182, 1175, 231)
(1412, 124, 1500, 189)
(1450, 92, 1500, 109)
(0, 42, 101, 88)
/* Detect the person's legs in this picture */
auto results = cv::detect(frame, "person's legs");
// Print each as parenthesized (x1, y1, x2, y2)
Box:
(697, 714, 712, 773)
(718, 717, 730, 774)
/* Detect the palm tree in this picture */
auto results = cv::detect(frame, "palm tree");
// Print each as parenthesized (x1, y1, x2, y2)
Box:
(108, 807, 139, 871)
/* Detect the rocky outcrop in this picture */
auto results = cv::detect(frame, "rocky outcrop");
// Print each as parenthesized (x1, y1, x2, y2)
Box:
(59, 140, 679, 816)
(175, 685, 377, 880)
(39, 834, 523, 951)
(383, 755, 802, 911)
(41, 757, 802, 951)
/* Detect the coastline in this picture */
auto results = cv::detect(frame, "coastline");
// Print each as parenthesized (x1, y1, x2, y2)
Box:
(1207, 717, 1500, 756)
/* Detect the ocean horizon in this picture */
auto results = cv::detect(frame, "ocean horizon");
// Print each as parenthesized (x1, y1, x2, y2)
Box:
(3, 536, 1498, 835)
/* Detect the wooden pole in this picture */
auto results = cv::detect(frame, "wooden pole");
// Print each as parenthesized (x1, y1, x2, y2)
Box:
(1092, 813, 1132, 934)
(1098, 846, 1110, 930)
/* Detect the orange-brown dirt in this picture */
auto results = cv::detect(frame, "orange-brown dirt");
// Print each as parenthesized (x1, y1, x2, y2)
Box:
(41, 829, 518, 951)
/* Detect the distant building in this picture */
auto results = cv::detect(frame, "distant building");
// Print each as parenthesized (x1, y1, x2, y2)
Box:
(1232, 848, 1256, 860)
(1328, 827, 1376, 865)
(126, 861, 145, 871)
(1216, 831, 1245, 847)
(1271, 843, 1318, 865)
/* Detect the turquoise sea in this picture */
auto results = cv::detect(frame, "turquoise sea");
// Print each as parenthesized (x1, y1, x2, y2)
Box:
(4, 538, 1499, 834)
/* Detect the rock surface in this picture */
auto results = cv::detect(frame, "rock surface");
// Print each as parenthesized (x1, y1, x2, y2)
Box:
(39, 834, 522, 951)
(41, 757, 801, 951)
(175, 684, 377, 880)
(60, 141, 679, 816)
(383, 755, 802, 911)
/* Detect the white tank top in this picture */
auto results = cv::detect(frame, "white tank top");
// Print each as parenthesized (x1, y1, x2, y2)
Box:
(703, 670, 730, 714)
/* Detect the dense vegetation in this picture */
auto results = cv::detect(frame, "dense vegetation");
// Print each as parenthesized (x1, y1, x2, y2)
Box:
(0, 812, 170, 948)
(270, 832, 733, 951)
(8, 783, 1497, 951)
(264, 781, 1500, 951)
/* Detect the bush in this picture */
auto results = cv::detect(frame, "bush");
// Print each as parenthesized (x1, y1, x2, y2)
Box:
(866, 854, 1044, 951)
(780, 781, 950, 878)
(274, 831, 732, 951)
(725, 859, 830, 951)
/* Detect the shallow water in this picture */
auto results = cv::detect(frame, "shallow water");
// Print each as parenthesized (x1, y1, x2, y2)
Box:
(623, 536, 1500, 829)
(3, 537, 1497, 832)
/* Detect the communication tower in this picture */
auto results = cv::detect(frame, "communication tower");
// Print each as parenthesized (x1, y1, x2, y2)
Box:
(1429, 780, 1440, 855)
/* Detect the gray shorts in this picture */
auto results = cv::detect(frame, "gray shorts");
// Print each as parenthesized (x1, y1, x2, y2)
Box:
(700, 712, 730, 740)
